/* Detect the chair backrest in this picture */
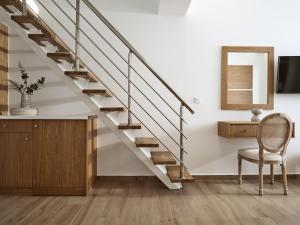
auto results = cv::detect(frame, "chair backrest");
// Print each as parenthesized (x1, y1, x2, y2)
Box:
(257, 113, 293, 154)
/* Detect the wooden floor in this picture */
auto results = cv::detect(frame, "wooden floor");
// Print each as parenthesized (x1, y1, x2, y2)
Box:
(1, 178, 300, 225)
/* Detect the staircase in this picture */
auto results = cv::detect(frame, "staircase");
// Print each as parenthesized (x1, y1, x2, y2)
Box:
(0, 0, 195, 189)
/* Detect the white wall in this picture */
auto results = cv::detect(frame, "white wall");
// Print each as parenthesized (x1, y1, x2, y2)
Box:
(4, 0, 300, 176)
(96, 0, 300, 175)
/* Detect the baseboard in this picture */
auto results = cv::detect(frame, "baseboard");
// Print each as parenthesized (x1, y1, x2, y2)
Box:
(193, 174, 300, 180)
(32, 187, 86, 196)
(0, 187, 32, 196)
(97, 174, 300, 182)
(97, 176, 160, 182)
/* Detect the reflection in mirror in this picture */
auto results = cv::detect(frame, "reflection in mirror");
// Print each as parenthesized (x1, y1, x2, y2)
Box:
(221, 46, 274, 110)
(227, 53, 268, 105)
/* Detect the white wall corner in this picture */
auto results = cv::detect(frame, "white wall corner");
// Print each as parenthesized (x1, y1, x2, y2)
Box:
(157, 0, 192, 15)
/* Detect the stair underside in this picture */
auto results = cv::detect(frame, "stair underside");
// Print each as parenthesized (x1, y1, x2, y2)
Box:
(166, 165, 194, 183)
(118, 123, 142, 130)
(135, 137, 159, 148)
(65, 71, 97, 83)
(82, 89, 112, 97)
(151, 151, 176, 165)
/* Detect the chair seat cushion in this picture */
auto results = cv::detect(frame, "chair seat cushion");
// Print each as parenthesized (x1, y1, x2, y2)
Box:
(238, 148, 282, 162)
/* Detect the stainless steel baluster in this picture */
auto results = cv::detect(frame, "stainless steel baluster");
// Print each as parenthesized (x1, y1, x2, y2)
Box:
(180, 103, 184, 179)
(74, 0, 81, 70)
(128, 50, 133, 125)
(22, 0, 27, 15)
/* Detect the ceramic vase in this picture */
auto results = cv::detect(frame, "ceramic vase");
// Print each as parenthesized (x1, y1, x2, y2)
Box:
(251, 109, 263, 122)
(10, 93, 38, 116)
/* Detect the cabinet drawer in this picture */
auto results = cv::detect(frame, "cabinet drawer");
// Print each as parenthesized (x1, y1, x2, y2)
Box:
(218, 121, 295, 139)
(230, 124, 257, 137)
(0, 120, 32, 133)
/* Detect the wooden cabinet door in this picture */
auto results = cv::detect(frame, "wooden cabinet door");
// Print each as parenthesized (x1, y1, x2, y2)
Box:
(32, 120, 86, 188)
(0, 133, 32, 187)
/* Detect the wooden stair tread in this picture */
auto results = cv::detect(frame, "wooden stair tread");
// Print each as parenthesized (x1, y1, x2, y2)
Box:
(0, 0, 22, 13)
(47, 52, 74, 64)
(48, 52, 84, 67)
(11, 15, 34, 23)
(135, 137, 159, 148)
(100, 107, 125, 112)
(1, 5, 15, 14)
(64, 71, 98, 83)
(118, 123, 142, 130)
(166, 165, 194, 183)
(48, 52, 71, 56)
(82, 89, 112, 97)
(11, 15, 35, 30)
(1, 0, 25, 13)
(29, 33, 52, 40)
(28, 34, 67, 51)
(65, 71, 89, 75)
(11, 15, 50, 35)
(151, 151, 176, 165)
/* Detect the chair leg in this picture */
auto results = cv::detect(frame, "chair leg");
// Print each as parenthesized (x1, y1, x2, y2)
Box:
(281, 164, 288, 195)
(270, 164, 274, 184)
(259, 163, 264, 196)
(238, 157, 242, 185)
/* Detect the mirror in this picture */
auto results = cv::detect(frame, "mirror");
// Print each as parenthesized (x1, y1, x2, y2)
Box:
(221, 46, 274, 110)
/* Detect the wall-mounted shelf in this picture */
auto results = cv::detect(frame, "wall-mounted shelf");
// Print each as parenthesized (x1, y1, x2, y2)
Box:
(218, 121, 295, 138)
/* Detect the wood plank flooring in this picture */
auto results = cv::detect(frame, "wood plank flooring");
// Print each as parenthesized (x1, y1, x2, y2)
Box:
(1, 178, 300, 225)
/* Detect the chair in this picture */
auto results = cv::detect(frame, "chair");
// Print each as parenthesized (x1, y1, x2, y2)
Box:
(238, 113, 293, 196)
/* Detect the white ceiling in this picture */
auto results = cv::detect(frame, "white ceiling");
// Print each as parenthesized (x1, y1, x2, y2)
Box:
(89, 0, 192, 15)
(158, 0, 192, 15)
(88, 0, 159, 14)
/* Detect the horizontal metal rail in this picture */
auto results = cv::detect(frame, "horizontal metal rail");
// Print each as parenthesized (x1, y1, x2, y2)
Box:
(50, 0, 187, 139)
(82, 0, 194, 114)
(64, 0, 186, 122)
(35, 0, 187, 154)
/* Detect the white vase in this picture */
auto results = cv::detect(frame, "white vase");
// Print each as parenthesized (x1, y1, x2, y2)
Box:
(20, 93, 32, 108)
(251, 109, 263, 122)
(10, 93, 38, 116)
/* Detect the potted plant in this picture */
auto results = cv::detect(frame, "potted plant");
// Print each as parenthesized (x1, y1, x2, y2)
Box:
(8, 62, 45, 116)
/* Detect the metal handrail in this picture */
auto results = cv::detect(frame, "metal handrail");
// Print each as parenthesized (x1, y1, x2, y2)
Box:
(82, 0, 194, 115)
(49, 0, 187, 139)
(64, 0, 187, 123)
(34, 0, 188, 154)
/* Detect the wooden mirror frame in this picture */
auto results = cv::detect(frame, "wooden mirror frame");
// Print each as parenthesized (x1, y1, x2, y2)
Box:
(221, 46, 274, 110)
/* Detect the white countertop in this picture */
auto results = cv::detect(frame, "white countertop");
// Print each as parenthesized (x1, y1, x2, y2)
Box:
(0, 115, 97, 120)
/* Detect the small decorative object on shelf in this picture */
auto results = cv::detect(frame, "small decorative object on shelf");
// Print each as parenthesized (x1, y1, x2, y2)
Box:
(8, 62, 45, 116)
(251, 109, 263, 122)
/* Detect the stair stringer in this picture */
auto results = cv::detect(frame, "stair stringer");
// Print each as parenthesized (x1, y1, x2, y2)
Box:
(0, 9, 182, 190)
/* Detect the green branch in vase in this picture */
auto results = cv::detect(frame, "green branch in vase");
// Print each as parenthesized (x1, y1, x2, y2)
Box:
(8, 62, 46, 95)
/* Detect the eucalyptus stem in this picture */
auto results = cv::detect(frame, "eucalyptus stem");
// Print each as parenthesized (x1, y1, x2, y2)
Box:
(8, 62, 46, 95)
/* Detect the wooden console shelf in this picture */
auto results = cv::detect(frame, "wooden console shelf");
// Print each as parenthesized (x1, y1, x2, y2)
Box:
(0, 116, 97, 196)
(218, 121, 295, 138)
